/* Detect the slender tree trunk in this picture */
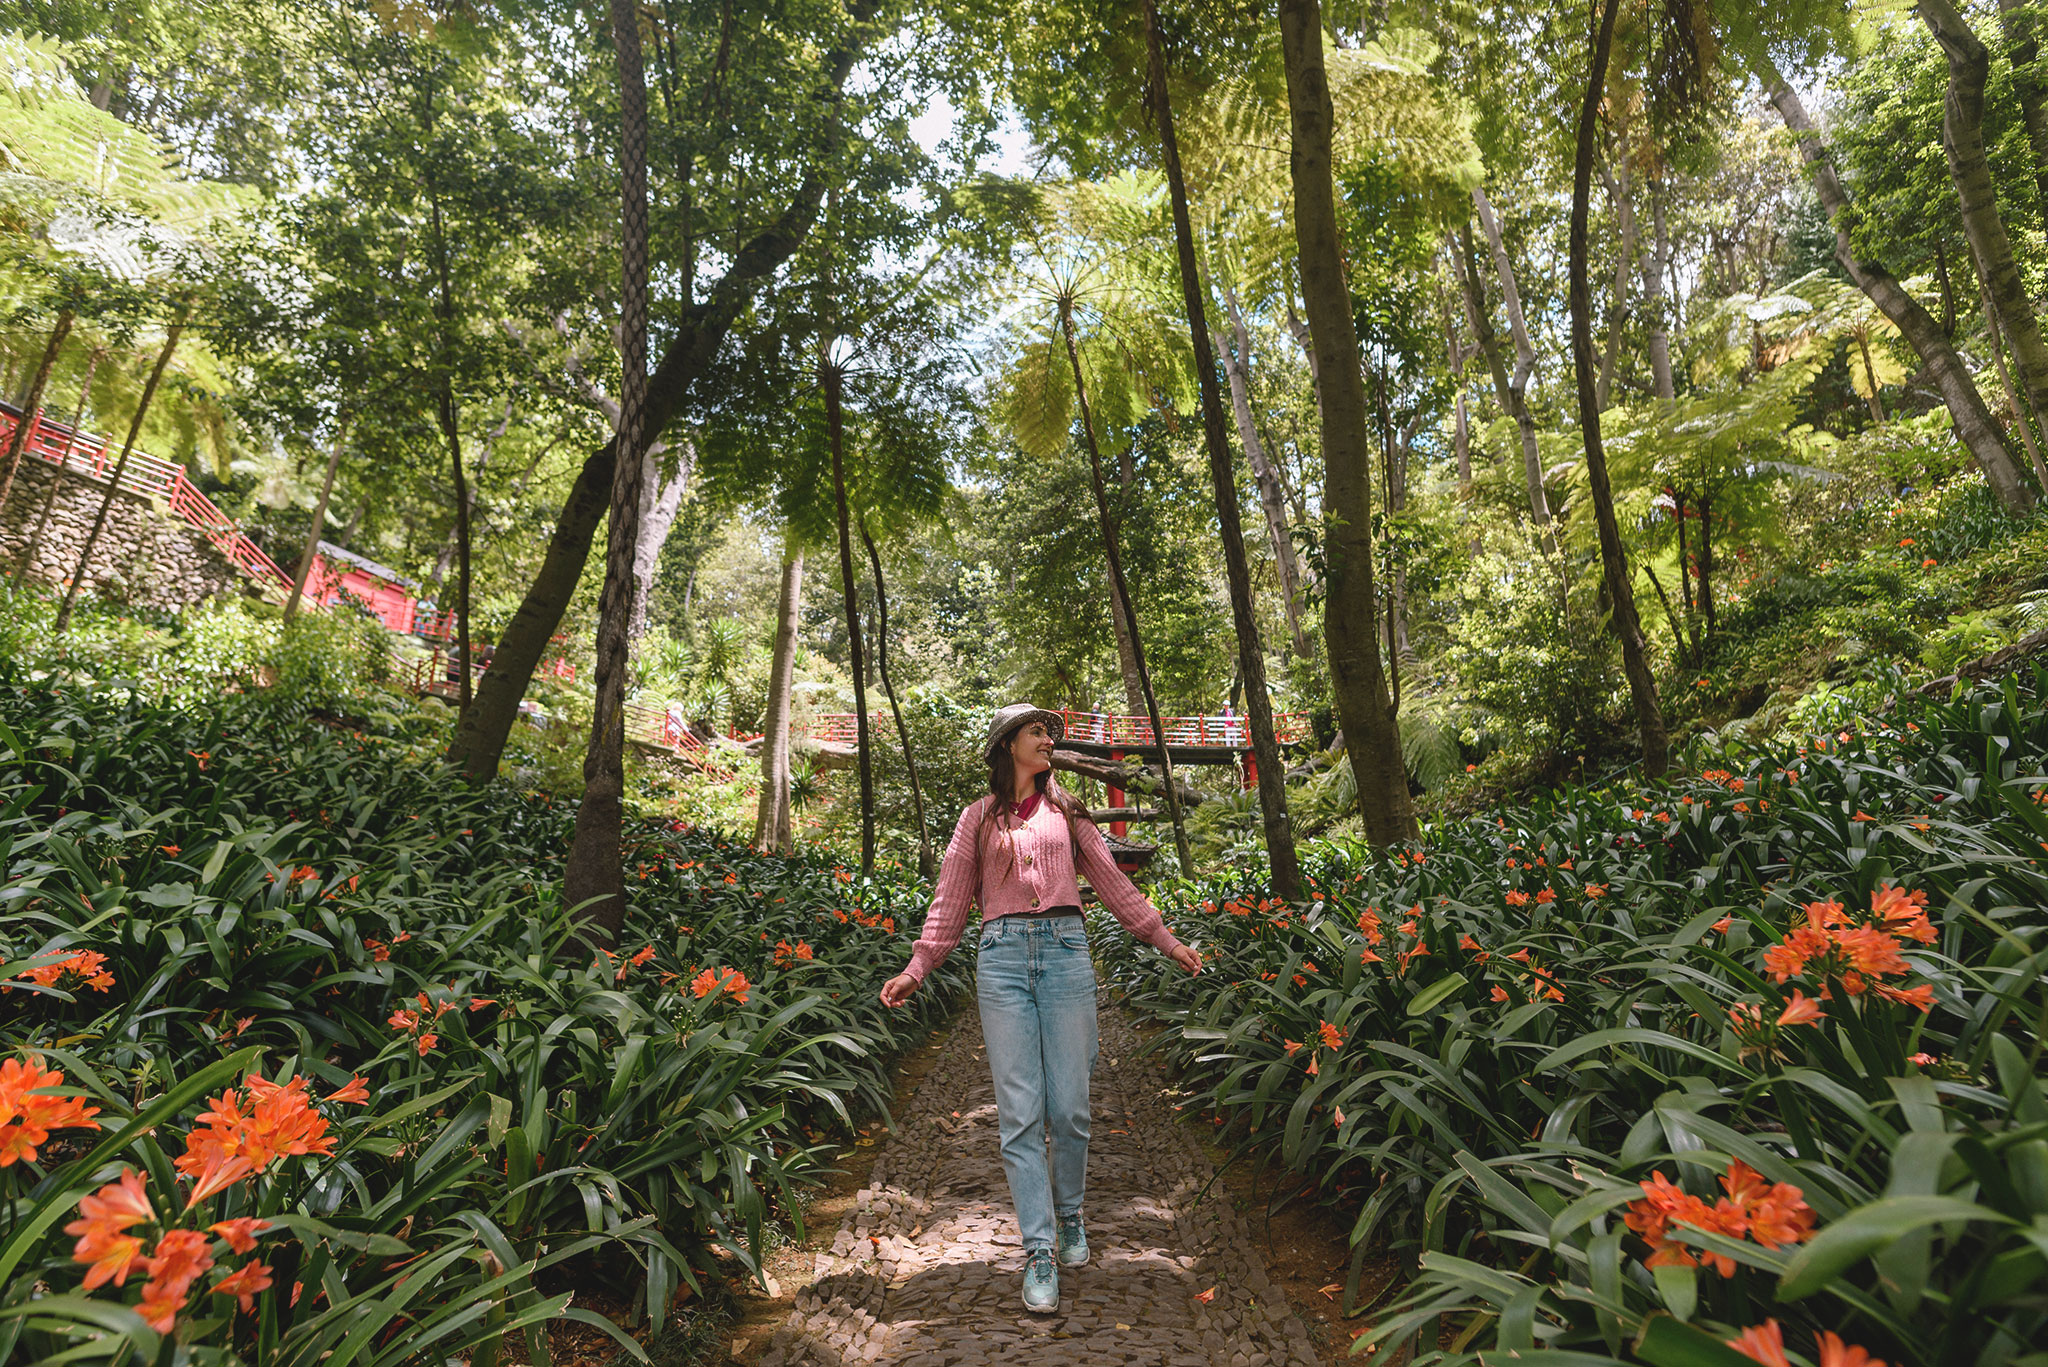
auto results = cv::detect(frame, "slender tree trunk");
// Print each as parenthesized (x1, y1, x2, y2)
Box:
(425, 396, 512, 601)
(1642, 178, 1677, 400)
(1105, 551, 1147, 714)
(860, 514, 933, 878)
(1220, 292, 1314, 658)
(561, 0, 652, 947)
(823, 356, 876, 875)
(1595, 151, 1636, 413)
(284, 413, 352, 624)
(1757, 54, 2034, 514)
(1469, 194, 1558, 543)
(1145, 0, 1301, 900)
(444, 10, 878, 783)
(0, 311, 73, 517)
(1674, 494, 1696, 617)
(14, 348, 98, 583)
(1058, 300, 1195, 871)
(1571, 0, 1669, 776)
(754, 542, 803, 853)
(1854, 337, 1889, 426)
(1278, 0, 1415, 842)
(1696, 494, 1717, 641)
(629, 439, 692, 639)
(1997, 0, 2048, 213)
(56, 321, 183, 634)
(1923, 0, 2048, 454)
(1982, 278, 2048, 490)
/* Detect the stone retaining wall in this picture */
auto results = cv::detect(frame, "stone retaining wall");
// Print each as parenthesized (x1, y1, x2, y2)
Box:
(0, 457, 246, 609)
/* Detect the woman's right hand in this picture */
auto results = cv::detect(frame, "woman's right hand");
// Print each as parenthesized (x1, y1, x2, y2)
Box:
(879, 973, 919, 1008)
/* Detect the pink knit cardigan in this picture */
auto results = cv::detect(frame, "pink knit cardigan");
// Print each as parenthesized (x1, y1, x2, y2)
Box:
(900, 793, 1184, 983)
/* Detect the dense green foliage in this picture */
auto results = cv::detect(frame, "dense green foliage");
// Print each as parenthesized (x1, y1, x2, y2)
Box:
(0, 673, 961, 1364)
(1107, 672, 2048, 1364)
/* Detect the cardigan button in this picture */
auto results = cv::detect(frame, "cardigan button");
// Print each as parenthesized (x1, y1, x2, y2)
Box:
(1031, 897, 1040, 908)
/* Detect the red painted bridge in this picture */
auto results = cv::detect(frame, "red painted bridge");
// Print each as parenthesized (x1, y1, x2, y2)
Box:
(797, 708, 1309, 750)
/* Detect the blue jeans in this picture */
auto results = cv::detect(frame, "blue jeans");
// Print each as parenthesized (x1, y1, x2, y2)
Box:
(975, 915, 1099, 1252)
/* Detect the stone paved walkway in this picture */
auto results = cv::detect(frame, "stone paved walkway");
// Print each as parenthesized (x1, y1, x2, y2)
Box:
(758, 1005, 1323, 1367)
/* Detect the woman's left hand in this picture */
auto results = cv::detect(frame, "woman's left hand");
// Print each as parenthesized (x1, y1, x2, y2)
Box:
(1168, 943, 1202, 975)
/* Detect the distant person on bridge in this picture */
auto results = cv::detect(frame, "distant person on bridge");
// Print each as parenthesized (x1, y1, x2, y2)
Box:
(879, 703, 1202, 1315)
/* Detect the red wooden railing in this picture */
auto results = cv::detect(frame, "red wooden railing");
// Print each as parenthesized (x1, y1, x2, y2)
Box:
(797, 708, 1308, 748)
(0, 403, 293, 595)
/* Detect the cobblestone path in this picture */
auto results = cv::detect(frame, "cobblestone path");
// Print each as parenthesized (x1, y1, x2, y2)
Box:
(759, 1005, 1323, 1367)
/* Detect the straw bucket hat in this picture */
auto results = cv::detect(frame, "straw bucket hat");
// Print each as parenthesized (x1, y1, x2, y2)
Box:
(983, 702, 1065, 763)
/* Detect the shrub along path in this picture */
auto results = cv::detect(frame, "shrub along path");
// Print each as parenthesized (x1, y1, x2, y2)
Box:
(756, 1004, 1322, 1367)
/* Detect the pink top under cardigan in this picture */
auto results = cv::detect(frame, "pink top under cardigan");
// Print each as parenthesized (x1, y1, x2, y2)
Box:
(900, 794, 1185, 983)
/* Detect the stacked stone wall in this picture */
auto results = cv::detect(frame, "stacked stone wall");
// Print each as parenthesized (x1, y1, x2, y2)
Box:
(0, 458, 246, 609)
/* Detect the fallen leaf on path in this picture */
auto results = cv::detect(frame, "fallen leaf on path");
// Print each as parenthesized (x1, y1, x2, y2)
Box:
(1318, 1283, 1342, 1300)
(1193, 1287, 1216, 1303)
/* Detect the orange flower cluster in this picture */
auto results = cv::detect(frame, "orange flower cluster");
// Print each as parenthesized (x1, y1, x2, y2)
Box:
(0, 1054, 102, 1167)
(691, 966, 751, 1004)
(388, 992, 453, 1056)
(9, 949, 115, 993)
(362, 931, 411, 962)
(1762, 885, 1936, 1008)
(176, 1071, 360, 1198)
(1730, 989, 1825, 1037)
(773, 939, 814, 967)
(596, 945, 658, 981)
(64, 1167, 277, 1330)
(828, 907, 897, 933)
(1622, 1160, 1816, 1276)
(1727, 1319, 1885, 1367)
(1317, 1020, 1344, 1050)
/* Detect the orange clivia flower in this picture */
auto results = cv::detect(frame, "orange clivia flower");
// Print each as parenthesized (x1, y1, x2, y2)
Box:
(175, 1072, 335, 1184)
(1728, 1320, 1792, 1367)
(207, 1217, 272, 1255)
(1490, 985, 1509, 1002)
(0, 1054, 102, 1166)
(690, 967, 751, 1005)
(1535, 888, 1556, 904)
(1776, 990, 1825, 1027)
(1503, 890, 1530, 907)
(1317, 1020, 1345, 1050)
(326, 1075, 369, 1106)
(1282, 1039, 1302, 1056)
(213, 1258, 274, 1314)
(65, 1167, 154, 1289)
(415, 1032, 439, 1057)
(1583, 883, 1608, 898)
(138, 1227, 214, 1331)
(1815, 1331, 1887, 1367)
(1874, 982, 1935, 1011)
(11, 949, 115, 992)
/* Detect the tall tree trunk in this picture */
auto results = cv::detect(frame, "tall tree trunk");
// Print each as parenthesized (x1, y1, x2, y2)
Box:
(860, 514, 933, 878)
(284, 413, 352, 624)
(1695, 493, 1717, 641)
(445, 6, 879, 783)
(1105, 553, 1147, 714)
(425, 188, 476, 713)
(1997, 0, 2048, 213)
(1595, 150, 1637, 413)
(55, 321, 183, 634)
(1220, 288, 1314, 659)
(1756, 54, 2034, 514)
(561, 0, 652, 947)
(425, 395, 512, 602)
(0, 311, 73, 517)
(13, 348, 98, 583)
(1469, 194, 1559, 544)
(1145, 0, 1301, 900)
(1642, 177, 1677, 400)
(1059, 300, 1195, 871)
(1981, 278, 2048, 490)
(1922, 0, 2048, 458)
(1571, 0, 1669, 777)
(629, 439, 692, 639)
(823, 355, 876, 876)
(1278, 0, 1415, 843)
(754, 542, 803, 853)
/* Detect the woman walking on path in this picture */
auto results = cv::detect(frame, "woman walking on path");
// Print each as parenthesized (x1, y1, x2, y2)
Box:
(880, 702, 1203, 1313)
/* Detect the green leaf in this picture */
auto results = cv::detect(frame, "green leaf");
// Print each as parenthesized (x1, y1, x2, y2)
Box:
(1778, 1195, 2017, 1300)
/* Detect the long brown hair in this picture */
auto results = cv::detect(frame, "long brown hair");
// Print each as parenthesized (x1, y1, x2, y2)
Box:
(980, 723, 1092, 882)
